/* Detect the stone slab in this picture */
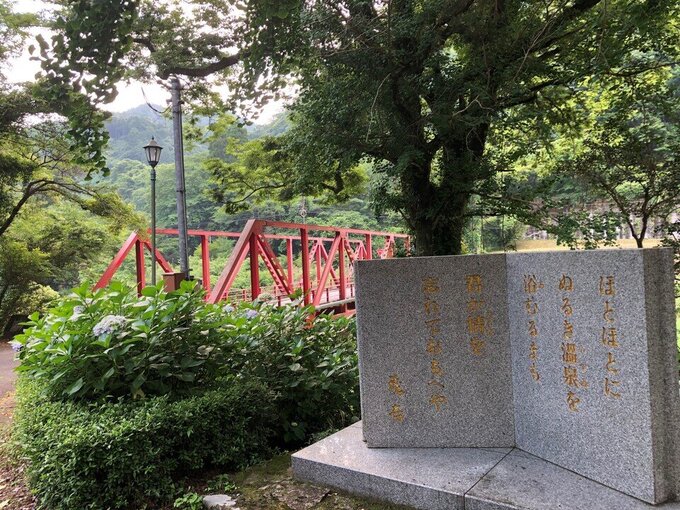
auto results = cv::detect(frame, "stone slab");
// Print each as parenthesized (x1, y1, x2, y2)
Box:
(355, 255, 515, 447)
(292, 425, 680, 510)
(466, 449, 680, 510)
(507, 248, 680, 504)
(291, 424, 511, 510)
(203, 495, 238, 509)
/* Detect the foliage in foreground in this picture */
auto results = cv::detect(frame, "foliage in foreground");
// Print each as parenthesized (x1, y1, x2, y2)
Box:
(14, 282, 360, 439)
(13, 281, 359, 508)
(13, 377, 276, 510)
(225, 302, 358, 442)
(15, 281, 230, 400)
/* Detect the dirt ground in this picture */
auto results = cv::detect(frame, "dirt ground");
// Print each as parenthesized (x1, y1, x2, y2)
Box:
(0, 343, 18, 425)
(0, 341, 35, 509)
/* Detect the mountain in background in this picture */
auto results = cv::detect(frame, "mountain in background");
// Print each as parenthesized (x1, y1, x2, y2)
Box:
(105, 106, 290, 164)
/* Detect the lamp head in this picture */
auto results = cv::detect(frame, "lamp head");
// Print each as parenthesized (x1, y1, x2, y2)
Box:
(144, 137, 163, 168)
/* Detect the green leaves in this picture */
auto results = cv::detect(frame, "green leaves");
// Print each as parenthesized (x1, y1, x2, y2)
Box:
(14, 379, 276, 509)
(222, 304, 359, 444)
(64, 377, 84, 396)
(14, 282, 227, 400)
(13, 279, 359, 433)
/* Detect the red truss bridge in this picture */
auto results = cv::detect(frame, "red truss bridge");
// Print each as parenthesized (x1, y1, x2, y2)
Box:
(96, 219, 410, 314)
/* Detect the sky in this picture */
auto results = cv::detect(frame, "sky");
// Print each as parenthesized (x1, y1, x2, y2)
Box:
(8, 0, 283, 123)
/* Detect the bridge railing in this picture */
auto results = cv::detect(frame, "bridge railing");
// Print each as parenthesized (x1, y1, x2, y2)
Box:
(96, 219, 410, 312)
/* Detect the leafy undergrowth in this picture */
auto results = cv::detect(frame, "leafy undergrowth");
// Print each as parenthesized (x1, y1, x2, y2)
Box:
(169, 452, 409, 510)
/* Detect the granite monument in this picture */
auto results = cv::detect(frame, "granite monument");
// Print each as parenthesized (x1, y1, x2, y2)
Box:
(293, 248, 680, 509)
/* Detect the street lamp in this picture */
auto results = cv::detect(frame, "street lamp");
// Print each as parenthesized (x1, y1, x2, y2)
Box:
(144, 137, 163, 285)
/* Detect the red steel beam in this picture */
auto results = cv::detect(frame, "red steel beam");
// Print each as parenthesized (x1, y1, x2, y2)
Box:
(365, 234, 373, 260)
(142, 241, 174, 274)
(256, 235, 292, 296)
(155, 225, 408, 241)
(286, 238, 294, 289)
(200, 235, 211, 293)
(257, 219, 409, 238)
(338, 233, 347, 312)
(207, 219, 260, 303)
(135, 239, 146, 295)
(312, 234, 342, 308)
(318, 242, 339, 284)
(249, 233, 260, 300)
(301, 228, 311, 305)
(95, 232, 140, 289)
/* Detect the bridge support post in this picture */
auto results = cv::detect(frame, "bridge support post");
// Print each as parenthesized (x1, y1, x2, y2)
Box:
(201, 235, 211, 293)
(135, 240, 145, 296)
(338, 232, 347, 312)
(301, 228, 311, 305)
(286, 238, 294, 289)
(249, 234, 260, 300)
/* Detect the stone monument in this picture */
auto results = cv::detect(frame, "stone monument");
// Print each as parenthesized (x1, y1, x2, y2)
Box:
(292, 248, 680, 509)
(357, 254, 515, 447)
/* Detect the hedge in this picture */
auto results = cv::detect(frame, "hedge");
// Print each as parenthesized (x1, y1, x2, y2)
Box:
(13, 378, 277, 510)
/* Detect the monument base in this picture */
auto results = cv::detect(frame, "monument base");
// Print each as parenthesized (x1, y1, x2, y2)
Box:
(292, 423, 680, 510)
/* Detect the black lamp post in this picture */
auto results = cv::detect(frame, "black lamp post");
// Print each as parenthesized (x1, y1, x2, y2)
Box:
(143, 137, 162, 285)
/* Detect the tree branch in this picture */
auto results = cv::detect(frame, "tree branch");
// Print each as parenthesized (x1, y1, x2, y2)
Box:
(158, 51, 247, 79)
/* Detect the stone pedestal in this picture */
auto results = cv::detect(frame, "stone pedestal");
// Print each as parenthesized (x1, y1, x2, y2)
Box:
(293, 248, 680, 508)
(293, 424, 680, 510)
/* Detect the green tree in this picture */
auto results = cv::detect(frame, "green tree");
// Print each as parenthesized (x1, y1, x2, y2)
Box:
(261, 1, 678, 254)
(205, 134, 367, 213)
(32, 1, 680, 254)
(548, 69, 680, 248)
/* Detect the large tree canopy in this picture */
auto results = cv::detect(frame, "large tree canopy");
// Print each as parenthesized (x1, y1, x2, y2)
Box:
(541, 68, 680, 248)
(262, 0, 679, 254)
(39, 0, 680, 254)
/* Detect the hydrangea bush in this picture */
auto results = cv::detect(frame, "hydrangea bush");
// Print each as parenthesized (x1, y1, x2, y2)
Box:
(14, 281, 255, 400)
(15, 282, 359, 437)
(14, 280, 359, 508)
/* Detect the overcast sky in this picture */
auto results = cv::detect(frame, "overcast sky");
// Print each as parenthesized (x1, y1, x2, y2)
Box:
(8, 0, 282, 122)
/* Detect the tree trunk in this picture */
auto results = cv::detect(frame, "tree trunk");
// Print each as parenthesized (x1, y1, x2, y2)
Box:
(411, 196, 469, 255)
(401, 154, 471, 256)
(399, 124, 488, 256)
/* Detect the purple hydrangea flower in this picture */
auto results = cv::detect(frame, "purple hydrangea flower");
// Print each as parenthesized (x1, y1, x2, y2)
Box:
(224, 304, 235, 313)
(92, 315, 127, 336)
(9, 341, 22, 352)
(70, 305, 85, 320)
(244, 309, 259, 319)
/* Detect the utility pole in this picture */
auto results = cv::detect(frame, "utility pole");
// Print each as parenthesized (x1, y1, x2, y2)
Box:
(171, 76, 190, 278)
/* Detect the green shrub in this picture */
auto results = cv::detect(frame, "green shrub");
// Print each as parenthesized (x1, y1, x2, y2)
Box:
(14, 281, 233, 400)
(223, 305, 359, 443)
(15, 280, 360, 442)
(13, 281, 359, 507)
(13, 377, 276, 510)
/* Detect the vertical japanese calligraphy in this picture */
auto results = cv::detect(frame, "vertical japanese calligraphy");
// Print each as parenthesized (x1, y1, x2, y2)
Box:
(423, 276, 447, 413)
(523, 274, 544, 382)
(466, 274, 494, 357)
(559, 274, 587, 412)
(599, 275, 621, 399)
(387, 373, 406, 423)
